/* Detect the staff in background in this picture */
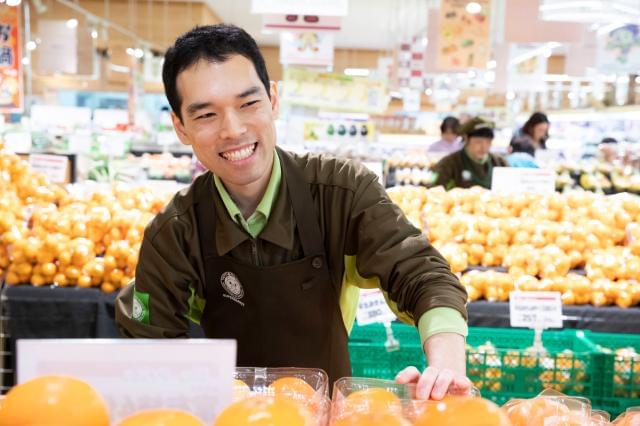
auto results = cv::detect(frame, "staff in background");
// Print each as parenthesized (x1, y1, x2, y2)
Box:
(429, 117, 508, 189)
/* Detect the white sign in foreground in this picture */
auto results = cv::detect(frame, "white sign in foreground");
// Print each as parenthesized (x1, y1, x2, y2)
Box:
(509, 291, 563, 329)
(491, 167, 556, 195)
(17, 339, 236, 424)
(357, 289, 397, 326)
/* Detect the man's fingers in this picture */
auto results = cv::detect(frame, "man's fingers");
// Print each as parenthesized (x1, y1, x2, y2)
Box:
(395, 366, 421, 384)
(430, 369, 454, 400)
(416, 366, 439, 400)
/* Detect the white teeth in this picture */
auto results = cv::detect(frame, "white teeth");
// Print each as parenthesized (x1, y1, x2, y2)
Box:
(222, 144, 256, 161)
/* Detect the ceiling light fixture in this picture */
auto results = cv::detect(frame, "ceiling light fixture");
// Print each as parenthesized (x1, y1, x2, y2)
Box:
(66, 18, 78, 29)
(26, 41, 37, 51)
(466, 2, 482, 14)
(344, 68, 370, 77)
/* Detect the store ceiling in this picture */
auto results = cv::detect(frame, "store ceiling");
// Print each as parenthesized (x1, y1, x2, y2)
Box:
(207, 0, 436, 50)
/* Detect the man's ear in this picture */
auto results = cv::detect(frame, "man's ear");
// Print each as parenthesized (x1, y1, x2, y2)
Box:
(269, 81, 279, 118)
(171, 112, 192, 146)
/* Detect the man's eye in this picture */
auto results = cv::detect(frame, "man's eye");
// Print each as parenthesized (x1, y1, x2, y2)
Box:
(196, 113, 215, 120)
(241, 100, 260, 108)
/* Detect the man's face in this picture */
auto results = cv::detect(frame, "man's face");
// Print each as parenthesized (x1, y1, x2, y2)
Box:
(442, 130, 458, 143)
(465, 136, 492, 162)
(171, 55, 278, 188)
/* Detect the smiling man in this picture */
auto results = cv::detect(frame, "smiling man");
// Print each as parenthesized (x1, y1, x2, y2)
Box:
(116, 24, 470, 400)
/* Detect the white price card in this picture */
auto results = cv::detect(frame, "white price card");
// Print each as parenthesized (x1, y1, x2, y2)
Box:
(28, 154, 69, 183)
(17, 339, 236, 424)
(491, 167, 556, 195)
(356, 289, 397, 326)
(509, 291, 563, 329)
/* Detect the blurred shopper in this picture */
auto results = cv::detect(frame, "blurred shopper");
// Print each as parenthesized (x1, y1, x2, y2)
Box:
(599, 137, 619, 163)
(430, 117, 508, 189)
(506, 138, 539, 168)
(427, 116, 463, 153)
(515, 112, 550, 150)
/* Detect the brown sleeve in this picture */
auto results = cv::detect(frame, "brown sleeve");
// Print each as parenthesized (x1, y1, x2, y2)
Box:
(344, 175, 468, 321)
(115, 215, 199, 338)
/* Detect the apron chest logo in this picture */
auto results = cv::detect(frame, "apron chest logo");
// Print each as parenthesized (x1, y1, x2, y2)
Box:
(220, 272, 245, 306)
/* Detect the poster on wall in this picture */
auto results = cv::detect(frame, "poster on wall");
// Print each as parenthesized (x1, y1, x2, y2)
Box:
(0, 5, 22, 112)
(281, 67, 388, 113)
(436, 0, 491, 70)
(597, 24, 640, 73)
(279, 31, 334, 67)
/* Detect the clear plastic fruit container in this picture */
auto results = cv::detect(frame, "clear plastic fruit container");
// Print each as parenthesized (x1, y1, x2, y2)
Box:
(233, 367, 330, 426)
(330, 377, 481, 425)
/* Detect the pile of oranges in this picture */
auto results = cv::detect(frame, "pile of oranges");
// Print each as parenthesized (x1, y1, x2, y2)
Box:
(2, 373, 639, 425)
(0, 150, 170, 292)
(388, 185, 640, 307)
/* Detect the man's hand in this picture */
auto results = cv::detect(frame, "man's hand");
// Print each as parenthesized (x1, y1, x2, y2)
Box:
(395, 332, 471, 400)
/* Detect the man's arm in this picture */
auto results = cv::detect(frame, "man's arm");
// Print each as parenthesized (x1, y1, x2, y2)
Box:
(396, 333, 471, 399)
(344, 168, 469, 399)
(115, 216, 201, 338)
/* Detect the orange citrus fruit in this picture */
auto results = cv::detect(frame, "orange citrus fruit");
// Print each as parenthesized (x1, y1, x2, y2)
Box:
(213, 395, 313, 426)
(341, 388, 403, 416)
(414, 396, 510, 426)
(0, 375, 109, 426)
(117, 409, 203, 426)
(332, 410, 411, 426)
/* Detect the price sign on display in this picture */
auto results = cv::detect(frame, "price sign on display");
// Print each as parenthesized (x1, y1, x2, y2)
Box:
(28, 154, 69, 183)
(356, 289, 397, 326)
(17, 339, 236, 424)
(509, 291, 563, 329)
(491, 167, 556, 195)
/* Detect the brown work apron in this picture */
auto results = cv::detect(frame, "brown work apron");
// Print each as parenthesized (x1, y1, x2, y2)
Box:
(195, 148, 351, 386)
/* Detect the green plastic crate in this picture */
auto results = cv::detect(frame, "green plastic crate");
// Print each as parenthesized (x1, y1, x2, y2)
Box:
(348, 322, 424, 380)
(466, 327, 604, 407)
(588, 332, 640, 417)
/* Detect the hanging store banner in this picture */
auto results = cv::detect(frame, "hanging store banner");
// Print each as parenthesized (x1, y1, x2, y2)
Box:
(597, 24, 640, 73)
(263, 14, 341, 32)
(281, 67, 388, 113)
(251, 0, 348, 16)
(279, 31, 334, 67)
(0, 4, 22, 112)
(436, 0, 491, 70)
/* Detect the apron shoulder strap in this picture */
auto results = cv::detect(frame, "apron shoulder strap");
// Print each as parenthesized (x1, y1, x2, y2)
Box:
(276, 147, 325, 258)
(194, 172, 218, 259)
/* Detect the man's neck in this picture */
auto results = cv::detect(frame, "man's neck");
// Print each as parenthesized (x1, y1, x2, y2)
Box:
(223, 161, 273, 220)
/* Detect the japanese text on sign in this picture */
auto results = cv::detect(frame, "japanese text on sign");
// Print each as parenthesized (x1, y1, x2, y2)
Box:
(356, 289, 397, 326)
(509, 291, 563, 329)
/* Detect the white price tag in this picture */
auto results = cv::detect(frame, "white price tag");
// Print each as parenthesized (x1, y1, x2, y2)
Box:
(17, 339, 236, 424)
(356, 289, 397, 326)
(28, 154, 69, 183)
(491, 167, 556, 195)
(509, 291, 563, 329)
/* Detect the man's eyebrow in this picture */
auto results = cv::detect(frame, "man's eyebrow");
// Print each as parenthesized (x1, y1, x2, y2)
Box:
(237, 86, 261, 98)
(186, 102, 212, 117)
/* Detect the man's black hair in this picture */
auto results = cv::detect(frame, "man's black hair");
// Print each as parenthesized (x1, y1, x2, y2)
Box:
(162, 24, 270, 122)
(440, 116, 460, 134)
